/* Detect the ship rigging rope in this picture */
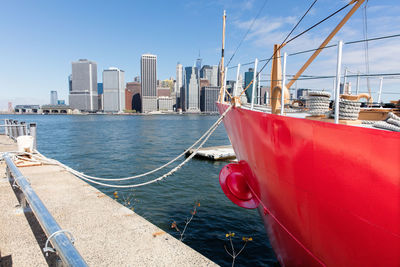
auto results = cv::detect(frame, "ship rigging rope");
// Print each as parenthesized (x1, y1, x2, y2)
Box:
(225, 0, 270, 68)
(5, 106, 233, 188)
(229, 33, 400, 68)
(238, 0, 354, 97)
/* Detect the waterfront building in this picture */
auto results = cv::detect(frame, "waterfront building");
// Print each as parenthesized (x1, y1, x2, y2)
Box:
(260, 86, 269, 105)
(170, 91, 177, 111)
(97, 83, 103, 111)
(200, 86, 219, 113)
(175, 63, 183, 93)
(158, 97, 174, 111)
(141, 54, 157, 113)
(200, 65, 218, 87)
(184, 66, 200, 112)
(68, 75, 72, 92)
(175, 91, 181, 111)
(50, 91, 58, 105)
(125, 82, 141, 112)
(199, 78, 210, 89)
(41, 104, 72, 114)
(244, 68, 258, 103)
(179, 86, 185, 111)
(157, 87, 170, 97)
(297, 88, 311, 100)
(103, 67, 125, 113)
(14, 105, 40, 114)
(69, 59, 98, 112)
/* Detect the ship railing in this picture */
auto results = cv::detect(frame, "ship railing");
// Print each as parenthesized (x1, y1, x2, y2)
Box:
(3, 154, 88, 266)
(1, 119, 37, 148)
(223, 33, 400, 123)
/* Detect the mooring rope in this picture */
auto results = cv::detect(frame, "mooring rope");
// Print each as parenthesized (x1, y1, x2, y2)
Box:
(6, 105, 233, 188)
(330, 99, 361, 120)
(307, 91, 331, 115)
(373, 112, 400, 132)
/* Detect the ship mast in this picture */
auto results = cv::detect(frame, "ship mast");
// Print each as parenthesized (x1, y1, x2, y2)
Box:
(285, 0, 366, 89)
(218, 10, 227, 103)
(270, 0, 365, 114)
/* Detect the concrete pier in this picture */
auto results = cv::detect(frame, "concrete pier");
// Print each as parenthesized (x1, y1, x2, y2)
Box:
(0, 135, 217, 266)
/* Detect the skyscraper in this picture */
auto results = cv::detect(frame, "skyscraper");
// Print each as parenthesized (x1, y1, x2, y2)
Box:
(69, 59, 98, 111)
(196, 51, 202, 76)
(200, 65, 218, 86)
(200, 86, 219, 113)
(103, 67, 125, 112)
(175, 63, 183, 93)
(244, 68, 258, 103)
(140, 54, 157, 112)
(184, 66, 200, 112)
(50, 91, 58, 105)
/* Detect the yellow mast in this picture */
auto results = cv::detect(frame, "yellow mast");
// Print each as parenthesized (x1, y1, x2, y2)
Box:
(218, 10, 227, 103)
(270, 0, 365, 114)
(285, 0, 365, 90)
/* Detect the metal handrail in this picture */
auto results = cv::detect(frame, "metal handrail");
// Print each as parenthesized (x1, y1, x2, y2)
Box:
(3, 154, 87, 267)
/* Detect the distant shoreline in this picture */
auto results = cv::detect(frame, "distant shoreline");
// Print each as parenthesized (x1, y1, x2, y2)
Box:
(0, 112, 220, 116)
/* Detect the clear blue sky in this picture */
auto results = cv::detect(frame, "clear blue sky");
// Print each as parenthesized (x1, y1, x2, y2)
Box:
(1, 0, 399, 109)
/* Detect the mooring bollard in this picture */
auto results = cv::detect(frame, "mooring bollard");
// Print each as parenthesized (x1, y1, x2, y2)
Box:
(12, 120, 18, 139)
(18, 122, 25, 136)
(22, 122, 27, 135)
(29, 123, 37, 150)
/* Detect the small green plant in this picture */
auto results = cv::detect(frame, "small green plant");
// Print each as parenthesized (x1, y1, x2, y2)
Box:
(171, 201, 200, 241)
(224, 232, 253, 267)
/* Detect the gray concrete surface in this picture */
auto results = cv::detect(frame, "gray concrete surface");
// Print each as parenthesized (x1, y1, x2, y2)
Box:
(0, 135, 217, 266)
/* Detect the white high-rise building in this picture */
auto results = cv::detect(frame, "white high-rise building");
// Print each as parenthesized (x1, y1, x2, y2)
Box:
(184, 66, 200, 112)
(103, 67, 125, 113)
(141, 54, 157, 112)
(200, 65, 218, 87)
(69, 59, 98, 111)
(175, 63, 183, 93)
(50, 91, 58, 105)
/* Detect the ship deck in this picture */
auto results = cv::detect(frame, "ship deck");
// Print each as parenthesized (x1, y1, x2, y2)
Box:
(240, 103, 395, 131)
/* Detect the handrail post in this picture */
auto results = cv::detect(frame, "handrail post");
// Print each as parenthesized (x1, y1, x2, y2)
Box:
(29, 123, 37, 150)
(377, 77, 383, 104)
(257, 72, 261, 105)
(280, 52, 287, 115)
(356, 71, 360, 95)
(334, 40, 343, 124)
(251, 58, 258, 110)
(234, 64, 241, 97)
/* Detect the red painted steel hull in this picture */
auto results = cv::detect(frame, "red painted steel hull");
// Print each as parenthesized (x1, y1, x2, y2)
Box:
(217, 103, 400, 267)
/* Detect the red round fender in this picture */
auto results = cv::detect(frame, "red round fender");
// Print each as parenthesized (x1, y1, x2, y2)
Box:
(219, 162, 259, 209)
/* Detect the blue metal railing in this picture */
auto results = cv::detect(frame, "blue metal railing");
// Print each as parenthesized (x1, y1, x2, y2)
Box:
(3, 153, 87, 266)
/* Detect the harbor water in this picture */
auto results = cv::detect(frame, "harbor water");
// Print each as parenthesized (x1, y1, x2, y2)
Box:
(0, 114, 277, 266)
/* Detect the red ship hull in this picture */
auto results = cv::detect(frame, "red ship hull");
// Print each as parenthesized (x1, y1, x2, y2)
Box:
(217, 103, 400, 267)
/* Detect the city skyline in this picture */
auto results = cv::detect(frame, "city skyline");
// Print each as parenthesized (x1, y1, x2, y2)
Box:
(1, 0, 399, 109)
